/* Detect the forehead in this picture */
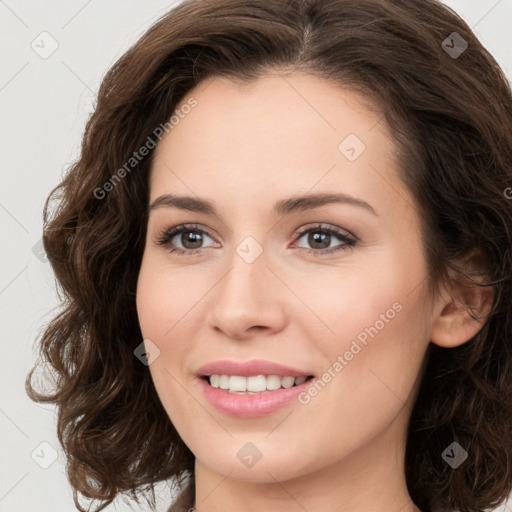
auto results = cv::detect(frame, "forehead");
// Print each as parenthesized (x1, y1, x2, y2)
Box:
(153, 71, 388, 158)
(149, 72, 406, 218)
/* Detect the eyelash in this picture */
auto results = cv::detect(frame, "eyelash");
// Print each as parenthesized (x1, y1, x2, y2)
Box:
(154, 223, 357, 257)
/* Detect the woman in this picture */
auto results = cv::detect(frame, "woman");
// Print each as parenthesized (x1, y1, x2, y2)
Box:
(26, 0, 512, 511)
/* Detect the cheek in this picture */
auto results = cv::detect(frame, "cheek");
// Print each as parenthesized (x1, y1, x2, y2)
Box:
(136, 261, 196, 429)
(283, 260, 406, 353)
(136, 258, 191, 339)
(291, 249, 430, 405)
(136, 264, 160, 339)
(292, 292, 429, 465)
(316, 279, 430, 428)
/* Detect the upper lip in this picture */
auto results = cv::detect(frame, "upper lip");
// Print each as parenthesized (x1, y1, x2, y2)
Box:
(195, 359, 314, 378)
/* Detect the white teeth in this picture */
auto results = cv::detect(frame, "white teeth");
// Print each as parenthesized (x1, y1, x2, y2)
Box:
(208, 374, 310, 393)
(266, 375, 282, 391)
(281, 376, 295, 388)
(247, 375, 267, 392)
(229, 375, 246, 391)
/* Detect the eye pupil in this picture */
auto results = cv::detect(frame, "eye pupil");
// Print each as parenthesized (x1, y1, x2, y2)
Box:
(309, 232, 330, 249)
(183, 230, 203, 249)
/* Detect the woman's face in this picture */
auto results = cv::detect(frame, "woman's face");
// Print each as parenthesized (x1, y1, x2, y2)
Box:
(136, 71, 439, 485)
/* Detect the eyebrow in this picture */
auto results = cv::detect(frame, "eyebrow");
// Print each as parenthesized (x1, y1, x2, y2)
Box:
(149, 192, 378, 217)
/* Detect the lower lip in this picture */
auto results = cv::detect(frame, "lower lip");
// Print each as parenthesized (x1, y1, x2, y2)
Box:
(198, 377, 315, 418)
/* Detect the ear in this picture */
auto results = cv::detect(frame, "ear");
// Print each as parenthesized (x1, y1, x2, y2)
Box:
(430, 251, 494, 348)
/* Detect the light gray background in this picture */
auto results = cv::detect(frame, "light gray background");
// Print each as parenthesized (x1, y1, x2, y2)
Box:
(1, 1, 511, 511)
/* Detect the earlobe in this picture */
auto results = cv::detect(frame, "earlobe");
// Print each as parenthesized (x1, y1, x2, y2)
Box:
(430, 280, 494, 349)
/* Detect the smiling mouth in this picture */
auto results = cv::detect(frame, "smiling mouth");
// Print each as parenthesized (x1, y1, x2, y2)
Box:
(201, 374, 315, 394)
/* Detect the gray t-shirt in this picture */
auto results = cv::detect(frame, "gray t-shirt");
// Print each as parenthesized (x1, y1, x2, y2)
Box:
(166, 481, 194, 512)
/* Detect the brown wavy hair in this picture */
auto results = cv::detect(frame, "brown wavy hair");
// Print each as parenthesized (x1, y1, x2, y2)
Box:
(26, 0, 512, 510)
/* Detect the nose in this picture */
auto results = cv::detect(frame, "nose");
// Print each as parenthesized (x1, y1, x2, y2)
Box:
(205, 245, 287, 341)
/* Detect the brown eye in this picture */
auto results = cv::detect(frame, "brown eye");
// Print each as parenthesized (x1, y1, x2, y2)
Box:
(155, 224, 216, 256)
(176, 229, 204, 249)
(293, 224, 357, 256)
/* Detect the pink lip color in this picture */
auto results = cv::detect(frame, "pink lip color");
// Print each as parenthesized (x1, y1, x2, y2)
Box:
(198, 376, 314, 418)
(195, 359, 312, 378)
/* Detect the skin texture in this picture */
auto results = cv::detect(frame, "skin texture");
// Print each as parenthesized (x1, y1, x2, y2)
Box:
(136, 71, 490, 512)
